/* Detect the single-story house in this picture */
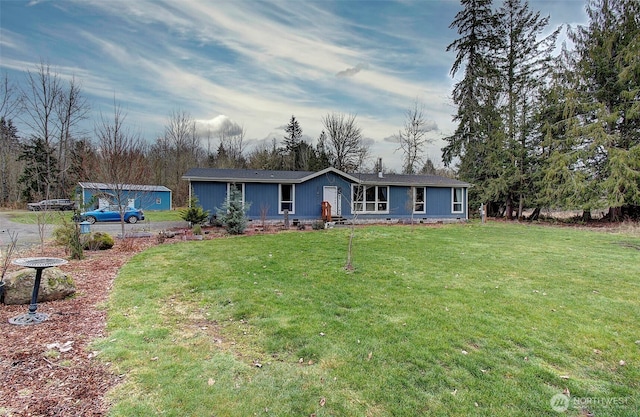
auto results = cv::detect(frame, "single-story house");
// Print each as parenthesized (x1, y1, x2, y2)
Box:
(182, 167, 469, 224)
(77, 182, 172, 211)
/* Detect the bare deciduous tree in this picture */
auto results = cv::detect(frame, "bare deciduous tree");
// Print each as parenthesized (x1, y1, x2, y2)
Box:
(161, 110, 204, 206)
(218, 122, 247, 168)
(321, 112, 368, 172)
(55, 76, 90, 195)
(18, 62, 90, 200)
(0, 72, 21, 120)
(94, 100, 149, 237)
(396, 99, 433, 174)
(20, 61, 62, 199)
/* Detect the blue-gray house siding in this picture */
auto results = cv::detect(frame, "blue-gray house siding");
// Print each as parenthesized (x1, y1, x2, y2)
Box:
(184, 168, 469, 223)
(78, 182, 172, 211)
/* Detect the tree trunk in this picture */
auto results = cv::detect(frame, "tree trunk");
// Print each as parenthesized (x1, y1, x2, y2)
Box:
(607, 207, 622, 222)
(517, 192, 524, 220)
(505, 195, 514, 220)
(528, 207, 541, 221)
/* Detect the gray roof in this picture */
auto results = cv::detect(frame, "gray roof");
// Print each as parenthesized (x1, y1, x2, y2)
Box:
(183, 167, 469, 187)
(78, 182, 172, 192)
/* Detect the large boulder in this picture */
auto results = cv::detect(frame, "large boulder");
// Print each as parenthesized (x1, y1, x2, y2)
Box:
(2, 267, 76, 305)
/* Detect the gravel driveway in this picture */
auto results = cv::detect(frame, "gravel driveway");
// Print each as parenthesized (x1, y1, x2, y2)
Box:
(0, 211, 188, 249)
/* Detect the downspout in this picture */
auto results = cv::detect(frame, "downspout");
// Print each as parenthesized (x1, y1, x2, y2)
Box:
(465, 187, 469, 221)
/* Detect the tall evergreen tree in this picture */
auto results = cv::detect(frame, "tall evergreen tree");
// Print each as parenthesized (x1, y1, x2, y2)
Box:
(18, 137, 59, 201)
(283, 115, 304, 170)
(442, 0, 501, 211)
(562, 0, 640, 219)
(0, 117, 21, 204)
(495, 0, 560, 218)
(309, 130, 332, 171)
(445, 0, 560, 217)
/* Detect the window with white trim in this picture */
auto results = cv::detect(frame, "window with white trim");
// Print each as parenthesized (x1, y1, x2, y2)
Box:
(413, 187, 426, 213)
(279, 184, 295, 214)
(227, 183, 245, 206)
(452, 187, 463, 213)
(352, 185, 389, 213)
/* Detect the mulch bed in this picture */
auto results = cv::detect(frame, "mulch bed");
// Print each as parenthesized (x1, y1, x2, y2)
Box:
(0, 238, 157, 416)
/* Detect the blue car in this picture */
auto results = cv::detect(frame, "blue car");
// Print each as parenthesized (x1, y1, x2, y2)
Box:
(81, 206, 145, 224)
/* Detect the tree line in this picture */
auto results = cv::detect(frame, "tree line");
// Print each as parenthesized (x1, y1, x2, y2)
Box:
(4, 0, 636, 219)
(0, 57, 446, 209)
(444, 0, 639, 220)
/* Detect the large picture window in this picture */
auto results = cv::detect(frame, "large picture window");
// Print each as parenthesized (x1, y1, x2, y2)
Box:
(413, 187, 426, 213)
(352, 185, 389, 213)
(279, 184, 295, 214)
(452, 187, 463, 213)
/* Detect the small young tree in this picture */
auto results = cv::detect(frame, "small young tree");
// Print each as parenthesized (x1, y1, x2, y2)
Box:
(180, 196, 209, 226)
(216, 186, 250, 235)
(1, 230, 19, 300)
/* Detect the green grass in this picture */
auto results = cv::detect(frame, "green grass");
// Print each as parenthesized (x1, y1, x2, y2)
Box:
(95, 223, 640, 416)
(6, 210, 73, 225)
(6, 209, 182, 224)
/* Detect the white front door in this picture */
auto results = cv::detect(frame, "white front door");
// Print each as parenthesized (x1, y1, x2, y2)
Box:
(323, 186, 340, 216)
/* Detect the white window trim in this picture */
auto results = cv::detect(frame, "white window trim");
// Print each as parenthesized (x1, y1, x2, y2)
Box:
(413, 187, 426, 214)
(352, 185, 390, 214)
(278, 184, 295, 214)
(452, 187, 464, 213)
(227, 183, 245, 207)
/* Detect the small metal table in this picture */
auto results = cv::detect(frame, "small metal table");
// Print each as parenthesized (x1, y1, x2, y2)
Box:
(9, 257, 68, 325)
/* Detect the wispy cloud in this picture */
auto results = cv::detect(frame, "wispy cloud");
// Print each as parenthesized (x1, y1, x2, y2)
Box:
(0, 0, 587, 170)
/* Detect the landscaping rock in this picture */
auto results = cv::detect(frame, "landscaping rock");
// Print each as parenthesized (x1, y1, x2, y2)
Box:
(2, 267, 76, 305)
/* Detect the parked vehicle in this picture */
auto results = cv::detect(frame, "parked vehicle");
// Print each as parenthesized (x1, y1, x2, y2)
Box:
(81, 206, 145, 224)
(27, 199, 77, 211)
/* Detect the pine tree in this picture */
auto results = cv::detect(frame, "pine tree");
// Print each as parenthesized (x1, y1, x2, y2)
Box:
(443, 0, 501, 211)
(494, 0, 560, 218)
(445, 0, 560, 217)
(565, 0, 640, 218)
(216, 185, 251, 235)
(284, 115, 304, 170)
(0, 117, 21, 204)
(18, 137, 59, 201)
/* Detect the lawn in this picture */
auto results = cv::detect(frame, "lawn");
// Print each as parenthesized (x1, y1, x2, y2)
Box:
(95, 222, 640, 416)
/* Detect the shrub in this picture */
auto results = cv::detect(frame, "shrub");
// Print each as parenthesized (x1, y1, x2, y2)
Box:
(180, 196, 209, 226)
(311, 220, 325, 230)
(84, 232, 114, 250)
(52, 221, 84, 259)
(192, 224, 202, 235)
(216, 186, 251, 235)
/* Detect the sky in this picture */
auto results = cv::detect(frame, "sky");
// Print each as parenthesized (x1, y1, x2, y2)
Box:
(0, 0, 588, 172)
